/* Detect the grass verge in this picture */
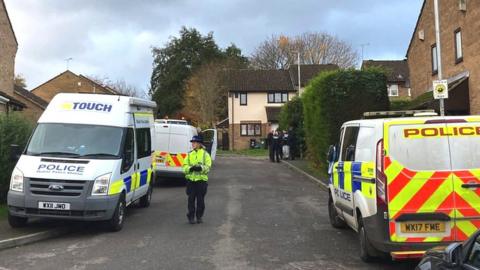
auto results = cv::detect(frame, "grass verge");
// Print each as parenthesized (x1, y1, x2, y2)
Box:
(217, 148, 268, 157)
(0, 204, 7, 219)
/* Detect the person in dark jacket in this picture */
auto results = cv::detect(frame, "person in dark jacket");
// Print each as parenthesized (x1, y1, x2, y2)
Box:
(272, 130, 281, 162)
(267, 130, 274, 162)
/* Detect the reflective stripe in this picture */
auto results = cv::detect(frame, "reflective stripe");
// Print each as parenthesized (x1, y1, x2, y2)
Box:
(147, 168, 152, 184)
(109, 180, 124, 195)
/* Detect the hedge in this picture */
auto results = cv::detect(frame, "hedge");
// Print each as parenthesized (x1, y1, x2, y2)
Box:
(0, 113, 33, 203)
(302, 68, 389, 169)
(279, 96, 305, 157)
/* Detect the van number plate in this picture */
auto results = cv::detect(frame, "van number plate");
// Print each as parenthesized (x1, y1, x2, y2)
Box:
(400, 221, 446, 233)
(38, 202, 70, 210)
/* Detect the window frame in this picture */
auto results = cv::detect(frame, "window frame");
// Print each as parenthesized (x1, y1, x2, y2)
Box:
(135, 128, 151, 159)
(239, 123, 262, 137)
(267, 92, 289, 103)
(388, 84, 399, 97)
(239, 92, 247, 106)
(339, 125, 360, 162)
(431, 44, 438, 75)
(454, 27, 463, 64)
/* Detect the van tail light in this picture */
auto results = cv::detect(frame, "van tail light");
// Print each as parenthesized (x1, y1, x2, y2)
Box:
(376, 139, 387, 207)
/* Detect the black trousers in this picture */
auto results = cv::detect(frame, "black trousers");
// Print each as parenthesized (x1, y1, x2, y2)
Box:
(268, 146, 274, 162)
(273, 145, 281, 162)
(186, 181, 208, 219)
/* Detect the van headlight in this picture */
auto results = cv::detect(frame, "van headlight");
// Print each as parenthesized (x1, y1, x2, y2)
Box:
(92, 173, 111, 196)
(10, 167, 24, 192)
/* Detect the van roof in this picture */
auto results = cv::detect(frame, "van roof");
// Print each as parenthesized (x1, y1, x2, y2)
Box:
(344, 115, 477, 126)
(38, 93, 156, 127)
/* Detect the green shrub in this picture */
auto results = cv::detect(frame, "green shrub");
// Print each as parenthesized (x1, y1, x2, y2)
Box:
(279, 96, 305, 157)
(390, 98, 412, 110)
(0, 113, 34, 203)
(302, 68, 389, 170)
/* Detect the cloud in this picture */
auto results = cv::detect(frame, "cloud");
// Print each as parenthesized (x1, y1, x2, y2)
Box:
(4, 0, 423, 94)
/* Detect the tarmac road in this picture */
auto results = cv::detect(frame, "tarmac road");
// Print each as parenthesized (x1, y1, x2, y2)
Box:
(0, 156, 418, 270)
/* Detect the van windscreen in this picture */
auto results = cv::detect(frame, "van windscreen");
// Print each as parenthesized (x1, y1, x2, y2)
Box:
(27, 123, 124, 159)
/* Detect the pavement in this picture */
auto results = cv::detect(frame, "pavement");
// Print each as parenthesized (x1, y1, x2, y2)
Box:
(0, 156, 418, 269)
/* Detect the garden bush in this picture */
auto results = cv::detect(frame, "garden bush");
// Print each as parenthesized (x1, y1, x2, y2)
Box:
(302, 68, 389, 169)
(0, 113, 33, 203)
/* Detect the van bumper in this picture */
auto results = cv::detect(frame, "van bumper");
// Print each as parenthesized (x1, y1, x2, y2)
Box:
(363, 210, 454, 256)
(155, 166, 184, 178)
(7, 191, 119, 221)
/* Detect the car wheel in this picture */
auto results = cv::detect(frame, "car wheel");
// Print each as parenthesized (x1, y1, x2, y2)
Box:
(107, 194, 126, 232)
(328, 196, 346, 228)
(8, 212, 28, 228)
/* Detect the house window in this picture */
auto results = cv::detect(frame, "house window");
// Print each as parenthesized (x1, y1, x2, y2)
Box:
(240, 123, 262, 136)
(267, 92, 288, 103)
(455, 28, 463, 63)
(240, 93, 247, 105)
(431, 44, 438, 75)
(388, 84, 399, 97)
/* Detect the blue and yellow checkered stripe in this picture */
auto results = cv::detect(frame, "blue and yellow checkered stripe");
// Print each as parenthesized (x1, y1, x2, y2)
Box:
(108, 168, 152, 195)
(331, 162, 375, 198)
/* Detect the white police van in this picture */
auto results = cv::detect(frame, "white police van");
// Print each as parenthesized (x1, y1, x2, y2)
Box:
(7, 93, 156, 231)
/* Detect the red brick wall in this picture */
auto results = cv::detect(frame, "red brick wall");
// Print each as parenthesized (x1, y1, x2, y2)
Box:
(229, 123, 268, 150)
(407, 0, 480, 113)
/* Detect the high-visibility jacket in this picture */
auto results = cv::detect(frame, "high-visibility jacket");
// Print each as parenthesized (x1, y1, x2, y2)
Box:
(182, 147, 212, 182)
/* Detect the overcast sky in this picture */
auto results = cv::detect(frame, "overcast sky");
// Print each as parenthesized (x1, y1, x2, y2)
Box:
(5, 0, 423, 95)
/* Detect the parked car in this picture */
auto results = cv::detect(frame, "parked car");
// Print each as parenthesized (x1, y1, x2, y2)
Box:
(416, 229, 480, 269)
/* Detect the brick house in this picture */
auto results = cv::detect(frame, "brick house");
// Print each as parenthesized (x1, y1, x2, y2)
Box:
(0, 0, 47, 120)
(361, 60, 411, 101)
(31, 70, 119, 103)
(226, 64, 337, 150)
(407, 0, 478, 115)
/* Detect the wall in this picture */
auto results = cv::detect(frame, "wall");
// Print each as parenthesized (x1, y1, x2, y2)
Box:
(0, 1, 16, 96)
(408, 0, 480, 113)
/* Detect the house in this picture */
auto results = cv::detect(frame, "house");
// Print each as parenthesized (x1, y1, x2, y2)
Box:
(407, 0, 478, 115)
(226, 64, 337, 150)
(0, 0, 47, 120)
(361, 60, 411, 101)
(31, 70, 119, 103)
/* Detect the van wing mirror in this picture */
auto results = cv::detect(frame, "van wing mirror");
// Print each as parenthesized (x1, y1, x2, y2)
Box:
(445, 242, 463, 267)
(9, 144, 21, 162)
(327, 145, 336, 163)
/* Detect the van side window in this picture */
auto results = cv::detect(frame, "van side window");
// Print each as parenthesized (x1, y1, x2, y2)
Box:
(355, 127, 375, 162)
(341, 126, 359, 162)
(122, 128, 135, 173)
(136, 128, 151, 159)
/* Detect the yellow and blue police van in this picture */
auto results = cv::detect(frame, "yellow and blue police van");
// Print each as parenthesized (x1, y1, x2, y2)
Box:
(7, 93, 156, 231)
(328, 113, 480, 261)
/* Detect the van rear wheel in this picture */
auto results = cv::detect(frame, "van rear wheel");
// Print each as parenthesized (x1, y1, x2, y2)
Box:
(139, 183, 153, 208)
(358, 217, 376, 262)
(328, 196, 346, 228)
(8, 212, 28, 228)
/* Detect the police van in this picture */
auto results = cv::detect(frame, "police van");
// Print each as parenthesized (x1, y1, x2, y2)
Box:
(7, 93, 156, 231)
(152, 119, 216, 181)
(327, 114, 480, 261)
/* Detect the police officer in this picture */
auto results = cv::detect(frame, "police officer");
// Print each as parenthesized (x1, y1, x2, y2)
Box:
(182, 135, 212, 224)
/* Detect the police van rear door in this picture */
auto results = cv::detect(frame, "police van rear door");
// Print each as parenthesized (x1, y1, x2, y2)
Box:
(385, 120, 455, 243)
(446, 120, 480, 241)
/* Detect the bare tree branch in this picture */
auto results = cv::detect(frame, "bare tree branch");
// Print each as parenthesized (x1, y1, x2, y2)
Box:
(250, 32, 358, 69)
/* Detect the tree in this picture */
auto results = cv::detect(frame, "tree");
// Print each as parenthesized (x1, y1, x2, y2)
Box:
(14, 74, 27, 88)
(250, 32, 358, 69)
(88, 75, 143, 97)
(149, 27, 224, 118)
(182, 47, 249, 127)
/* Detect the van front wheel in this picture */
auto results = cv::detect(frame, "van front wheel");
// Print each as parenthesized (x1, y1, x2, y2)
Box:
(107, 194, 126, 232)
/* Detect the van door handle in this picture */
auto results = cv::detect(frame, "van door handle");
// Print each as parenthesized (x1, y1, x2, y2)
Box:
(461, 183, 480, 189)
